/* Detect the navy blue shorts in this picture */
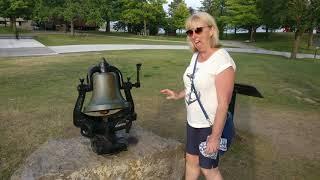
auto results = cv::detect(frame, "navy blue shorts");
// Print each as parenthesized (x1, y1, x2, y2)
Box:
(186, 123, 219, 169)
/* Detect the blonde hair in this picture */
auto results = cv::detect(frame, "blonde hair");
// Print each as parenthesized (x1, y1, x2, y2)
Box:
(185, 12, 220, 52)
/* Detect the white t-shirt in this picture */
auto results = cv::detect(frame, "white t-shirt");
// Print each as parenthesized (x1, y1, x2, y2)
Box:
(183, 48, 236, 128)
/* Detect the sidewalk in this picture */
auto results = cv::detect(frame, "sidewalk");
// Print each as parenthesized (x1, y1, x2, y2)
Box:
(0, 39, 319, 59)
(0, 39, 57, 57)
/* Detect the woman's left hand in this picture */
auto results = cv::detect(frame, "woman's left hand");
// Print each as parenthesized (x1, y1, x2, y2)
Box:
(205, 135, 220, 154)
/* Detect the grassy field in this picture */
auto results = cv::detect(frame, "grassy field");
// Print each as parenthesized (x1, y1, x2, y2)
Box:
(223, 32, 320, 54)
(93, 31, 187, 41)
(2, 26, 320, 55)
(35, 31, 320, 55)
(34, 33, 187, 46)
(0, 50, 319, 179)
(0, 26, 31, 34)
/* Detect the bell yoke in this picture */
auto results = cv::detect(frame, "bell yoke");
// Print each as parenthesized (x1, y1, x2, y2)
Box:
(73, 58, 141, 155)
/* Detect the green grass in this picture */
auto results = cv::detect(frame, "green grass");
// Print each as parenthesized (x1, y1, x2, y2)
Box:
(92, 31, 187, 41)
(34, 33, 187, 46)
(234, 52, 320, 110)
(0, 50, 319, 179)
(0, 26, 31, 34)
(222, 32, 320, 54)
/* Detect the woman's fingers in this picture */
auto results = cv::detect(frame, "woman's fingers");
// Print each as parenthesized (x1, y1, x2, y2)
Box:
(160, 89, 174, 96)
(206, 138, 219, 154)
(161, 89, 176, 100)
(160, 89, 170, 94)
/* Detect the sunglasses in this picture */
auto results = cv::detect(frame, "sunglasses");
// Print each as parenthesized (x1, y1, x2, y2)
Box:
(186, 26, 211, 37)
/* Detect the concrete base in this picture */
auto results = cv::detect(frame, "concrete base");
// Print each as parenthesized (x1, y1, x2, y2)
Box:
(11, 125, 185, 180)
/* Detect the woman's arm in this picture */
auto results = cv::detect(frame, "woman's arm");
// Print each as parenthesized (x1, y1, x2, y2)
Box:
(206, 67, 235, 153)
(160, 89, 186, 100)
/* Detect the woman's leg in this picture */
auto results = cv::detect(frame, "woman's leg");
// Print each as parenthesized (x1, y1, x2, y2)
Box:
(185, 153, 200, 180)
(201, 167, 223, 180)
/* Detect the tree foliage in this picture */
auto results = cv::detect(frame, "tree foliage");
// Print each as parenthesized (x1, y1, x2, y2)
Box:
(221, 0, 261, 41)
(256, 0, 284, 32)
(120, 0, 166, 35)
(62, 0, 86, 35)
(168, 0, 183, 17)
(33, 0, 64, 29)
(282, 0, 320, 58)
(165, 0, 189, 35)
(0, 0, 34, 32)
(200, 0, 227, 37)
(172, 2, 189, 31)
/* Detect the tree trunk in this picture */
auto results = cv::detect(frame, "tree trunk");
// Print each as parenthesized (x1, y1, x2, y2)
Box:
(105, 19, 110, 33)
(253, 27, 256, 42)
(11, 16, 17, 36)
(265, 26, 269, 39)
(291, 30, 302, 59)
(10, 17, 16, 32)
(64, 23, 68, 33)
(234, 27, 237, 35)
(70, 21, 74, 36)
(248, 27, 253, 42)
(307, 28, 314, 49)
(128, 24, 132, 33)
(225, 28, 228, 38)
(143, 19, 147, 36)
(10, 17, 13, 28)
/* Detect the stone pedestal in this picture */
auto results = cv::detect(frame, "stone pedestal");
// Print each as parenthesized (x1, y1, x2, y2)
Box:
(11, 125, 185, 180)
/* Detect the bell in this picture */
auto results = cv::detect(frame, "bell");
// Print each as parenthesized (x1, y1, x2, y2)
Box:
(84, 72, 129, 116)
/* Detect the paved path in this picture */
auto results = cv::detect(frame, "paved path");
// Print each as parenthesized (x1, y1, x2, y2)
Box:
(49, 44, 320, 59)
(0, 47, 58, 57)
(0, 39, 45, 48)
(49, 44, 188, 53)
(0, 39, 319, 59)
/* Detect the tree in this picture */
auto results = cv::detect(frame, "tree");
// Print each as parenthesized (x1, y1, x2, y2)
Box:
(306, 0, 320, 48)
(200, 0, 227, 38)
(283, 0, 320, 58)
(172, 2, 190, 33)
(221, 0, 261, 42)
(168, 0, 183, 17)
(84, 0, 121, 33)
(165, 0, 189, 35)
(148, 1, 167, 35)
(33, 0, 50, 30)
(33, 0, 64, 31)
(0, 0, 34, 34)
(256, 0, 283, 38)
(0, 0, 10, 27)
(62, 0, 86, 35)
(83, 0, 106, 29)
(120, 0, 166, 35)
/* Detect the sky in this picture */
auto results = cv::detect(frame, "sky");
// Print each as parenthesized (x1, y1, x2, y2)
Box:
(163, 0, 202, 12)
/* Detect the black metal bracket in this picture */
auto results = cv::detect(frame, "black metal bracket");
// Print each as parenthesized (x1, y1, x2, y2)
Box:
(228, 83, 263, 120)
(73, 58, 142, 155)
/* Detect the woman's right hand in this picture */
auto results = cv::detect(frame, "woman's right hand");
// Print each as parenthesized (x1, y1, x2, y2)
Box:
(160, 89, 178, 100)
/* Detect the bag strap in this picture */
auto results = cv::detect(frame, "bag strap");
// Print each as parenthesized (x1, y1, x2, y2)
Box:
(190, 53, 212, 126)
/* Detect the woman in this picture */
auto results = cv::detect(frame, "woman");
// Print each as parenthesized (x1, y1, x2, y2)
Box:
(160, 12, 236, 180)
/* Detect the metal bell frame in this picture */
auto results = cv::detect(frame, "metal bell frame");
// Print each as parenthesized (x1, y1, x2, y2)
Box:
(73, 58, 141, 155)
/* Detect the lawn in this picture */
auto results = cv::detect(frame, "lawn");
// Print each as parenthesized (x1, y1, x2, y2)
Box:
(34, 33, 187, 46)
(0, 50, 319, 179)
(223, 32, 320, 54)
(2, 26, 320, 56)
(0, 26, 31, 34)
